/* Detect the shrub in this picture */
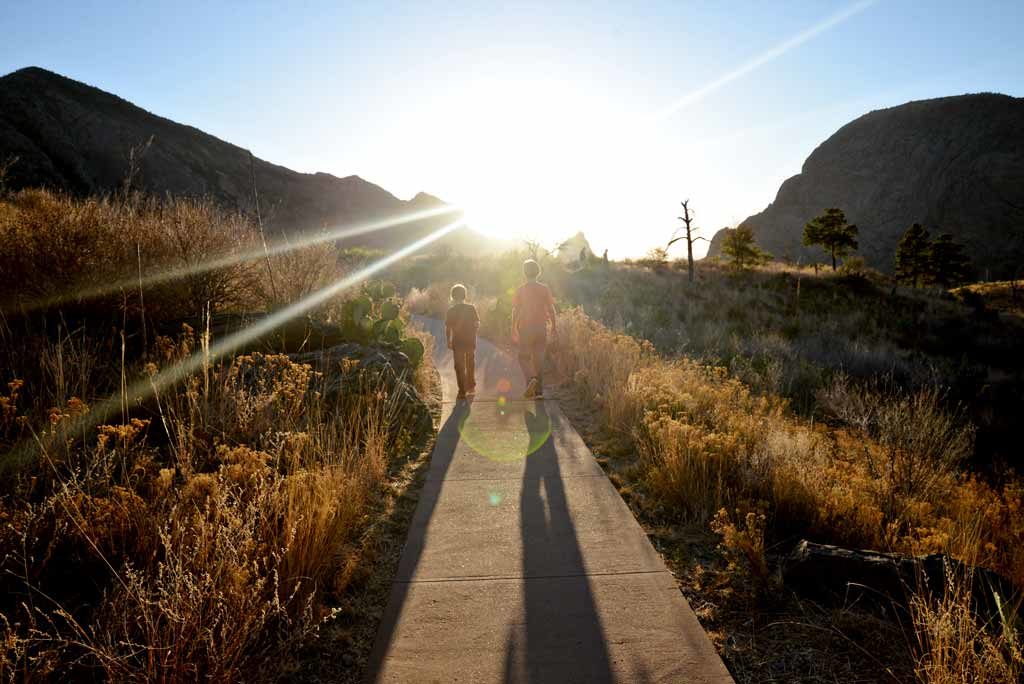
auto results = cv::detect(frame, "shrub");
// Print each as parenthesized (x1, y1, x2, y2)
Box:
(550, 308, 1020, 581)
(0, 189, 264, 321)
(0, 317, 427, 680)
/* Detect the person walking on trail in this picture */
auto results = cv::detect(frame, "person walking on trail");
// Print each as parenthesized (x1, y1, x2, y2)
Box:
(445, 283, 479, 401)
(512, 259, 557, 399)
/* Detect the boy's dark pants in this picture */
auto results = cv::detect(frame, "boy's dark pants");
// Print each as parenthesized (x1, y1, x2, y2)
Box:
(452, 345, 476, 394)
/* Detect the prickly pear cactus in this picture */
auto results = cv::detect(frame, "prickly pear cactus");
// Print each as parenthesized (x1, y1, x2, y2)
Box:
(336, 281, 424, 366)
(400, 337, 424, 366)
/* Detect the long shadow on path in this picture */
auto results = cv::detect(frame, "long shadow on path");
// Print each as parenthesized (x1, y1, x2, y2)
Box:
(502, 401, 617, 683)
(366, 400, 469, 677)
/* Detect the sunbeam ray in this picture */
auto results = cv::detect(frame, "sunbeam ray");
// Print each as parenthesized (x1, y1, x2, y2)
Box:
(3, 203, 461, 315)
(7, 217, 466, 465)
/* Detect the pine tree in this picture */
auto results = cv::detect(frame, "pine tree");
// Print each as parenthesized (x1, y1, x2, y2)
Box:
(894, 223, 931, 287)
(803, 208, 858, 271)
(927, 234, 974, 287)
(722, 225, 771, 270)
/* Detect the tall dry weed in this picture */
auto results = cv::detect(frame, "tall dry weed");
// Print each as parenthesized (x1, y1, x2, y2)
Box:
(0, 326, 419, 681)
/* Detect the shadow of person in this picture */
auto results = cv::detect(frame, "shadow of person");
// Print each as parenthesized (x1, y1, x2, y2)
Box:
(366, 400, 470, 680)
(503, 401, 615, 683)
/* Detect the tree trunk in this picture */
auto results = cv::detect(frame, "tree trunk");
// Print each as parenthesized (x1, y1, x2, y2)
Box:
(686, 225, 694, 283)
(831, 247, 837, 271)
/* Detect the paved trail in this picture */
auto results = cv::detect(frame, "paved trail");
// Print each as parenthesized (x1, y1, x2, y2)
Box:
(367, 318, 732, 683)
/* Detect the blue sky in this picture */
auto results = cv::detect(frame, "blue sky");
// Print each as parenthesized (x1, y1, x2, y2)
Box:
(3, 0, 1023, 257)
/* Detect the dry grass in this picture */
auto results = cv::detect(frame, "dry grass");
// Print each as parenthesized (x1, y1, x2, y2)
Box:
(551, 307, 1024, 580)
(548, 307, 1024, 682)
(911, 552, 1023, 683)
(0, 190, 436, 681)
(0, 188, 354, 322)
(954, 280, 1024, 318)
(0, 189, 261, 319)
(0, 337, 427, 681)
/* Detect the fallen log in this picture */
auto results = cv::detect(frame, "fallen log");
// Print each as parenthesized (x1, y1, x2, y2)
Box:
(784, 540, 1017, 621)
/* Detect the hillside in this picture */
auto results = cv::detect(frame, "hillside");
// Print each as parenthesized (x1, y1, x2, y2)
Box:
(707, 94, 1024, 278)
(0, 67, 504, 255)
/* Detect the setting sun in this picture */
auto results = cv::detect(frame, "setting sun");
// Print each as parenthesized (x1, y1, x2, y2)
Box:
(399, 74, 630, 247)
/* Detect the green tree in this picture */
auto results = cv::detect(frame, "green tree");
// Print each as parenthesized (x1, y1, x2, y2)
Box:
(927, 234, 974, 287)
(721, 225, 771, 270)
(894, 223, 932, 287)
(803, 208, 858, 271)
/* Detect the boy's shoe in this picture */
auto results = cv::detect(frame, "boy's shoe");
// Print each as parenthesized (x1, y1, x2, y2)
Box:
(523, 378, 539, 399)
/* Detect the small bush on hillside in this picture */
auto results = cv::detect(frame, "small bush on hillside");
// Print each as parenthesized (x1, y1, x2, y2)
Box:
(838, 254, 869, 278)
(818, 375, 975, 532)
(710, 505, 772, 595)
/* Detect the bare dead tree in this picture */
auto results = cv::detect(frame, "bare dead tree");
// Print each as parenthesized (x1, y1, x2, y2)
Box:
(122, 136, 154, 198)
(249, 151, 280, 305)
(667, 199, 706, 283)
(524, 239, 545, 262)
(0, 155, 19, 196)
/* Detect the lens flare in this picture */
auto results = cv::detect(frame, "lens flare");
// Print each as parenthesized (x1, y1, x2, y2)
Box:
(6, 217, 466, 466)
(457, 400, 550, 463)
(5, 204, 461, 315)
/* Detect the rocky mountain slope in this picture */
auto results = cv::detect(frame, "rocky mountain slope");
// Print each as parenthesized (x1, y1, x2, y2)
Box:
(0, 67, 504, 255)
(708, 94, 1024, 278)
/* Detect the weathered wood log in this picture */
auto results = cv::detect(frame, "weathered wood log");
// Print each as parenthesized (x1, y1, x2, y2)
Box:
(784, 540, 1016, 621)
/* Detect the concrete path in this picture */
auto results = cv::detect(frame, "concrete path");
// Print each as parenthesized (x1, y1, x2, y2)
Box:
(367, 318, 732, 683)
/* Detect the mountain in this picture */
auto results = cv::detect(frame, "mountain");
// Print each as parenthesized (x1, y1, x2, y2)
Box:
(707, 94, 1024, 278)
(0, 66, 505, 255)
(555, 231, 595, 265)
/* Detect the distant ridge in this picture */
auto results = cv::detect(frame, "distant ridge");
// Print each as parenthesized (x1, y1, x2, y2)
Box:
(0, 66, 505, 255)
(707, 93, 1024, 278)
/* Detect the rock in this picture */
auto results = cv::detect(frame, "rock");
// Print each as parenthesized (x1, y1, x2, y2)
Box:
(556, 232, 595, 266)
(784, 540, 1016, 621)
(707, 94, 1024, 279)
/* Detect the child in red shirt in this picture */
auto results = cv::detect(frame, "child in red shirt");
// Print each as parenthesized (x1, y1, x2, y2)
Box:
(511, 259, 557, 399)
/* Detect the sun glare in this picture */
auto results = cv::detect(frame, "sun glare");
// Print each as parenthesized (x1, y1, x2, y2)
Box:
(417, 75, 629, 248)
